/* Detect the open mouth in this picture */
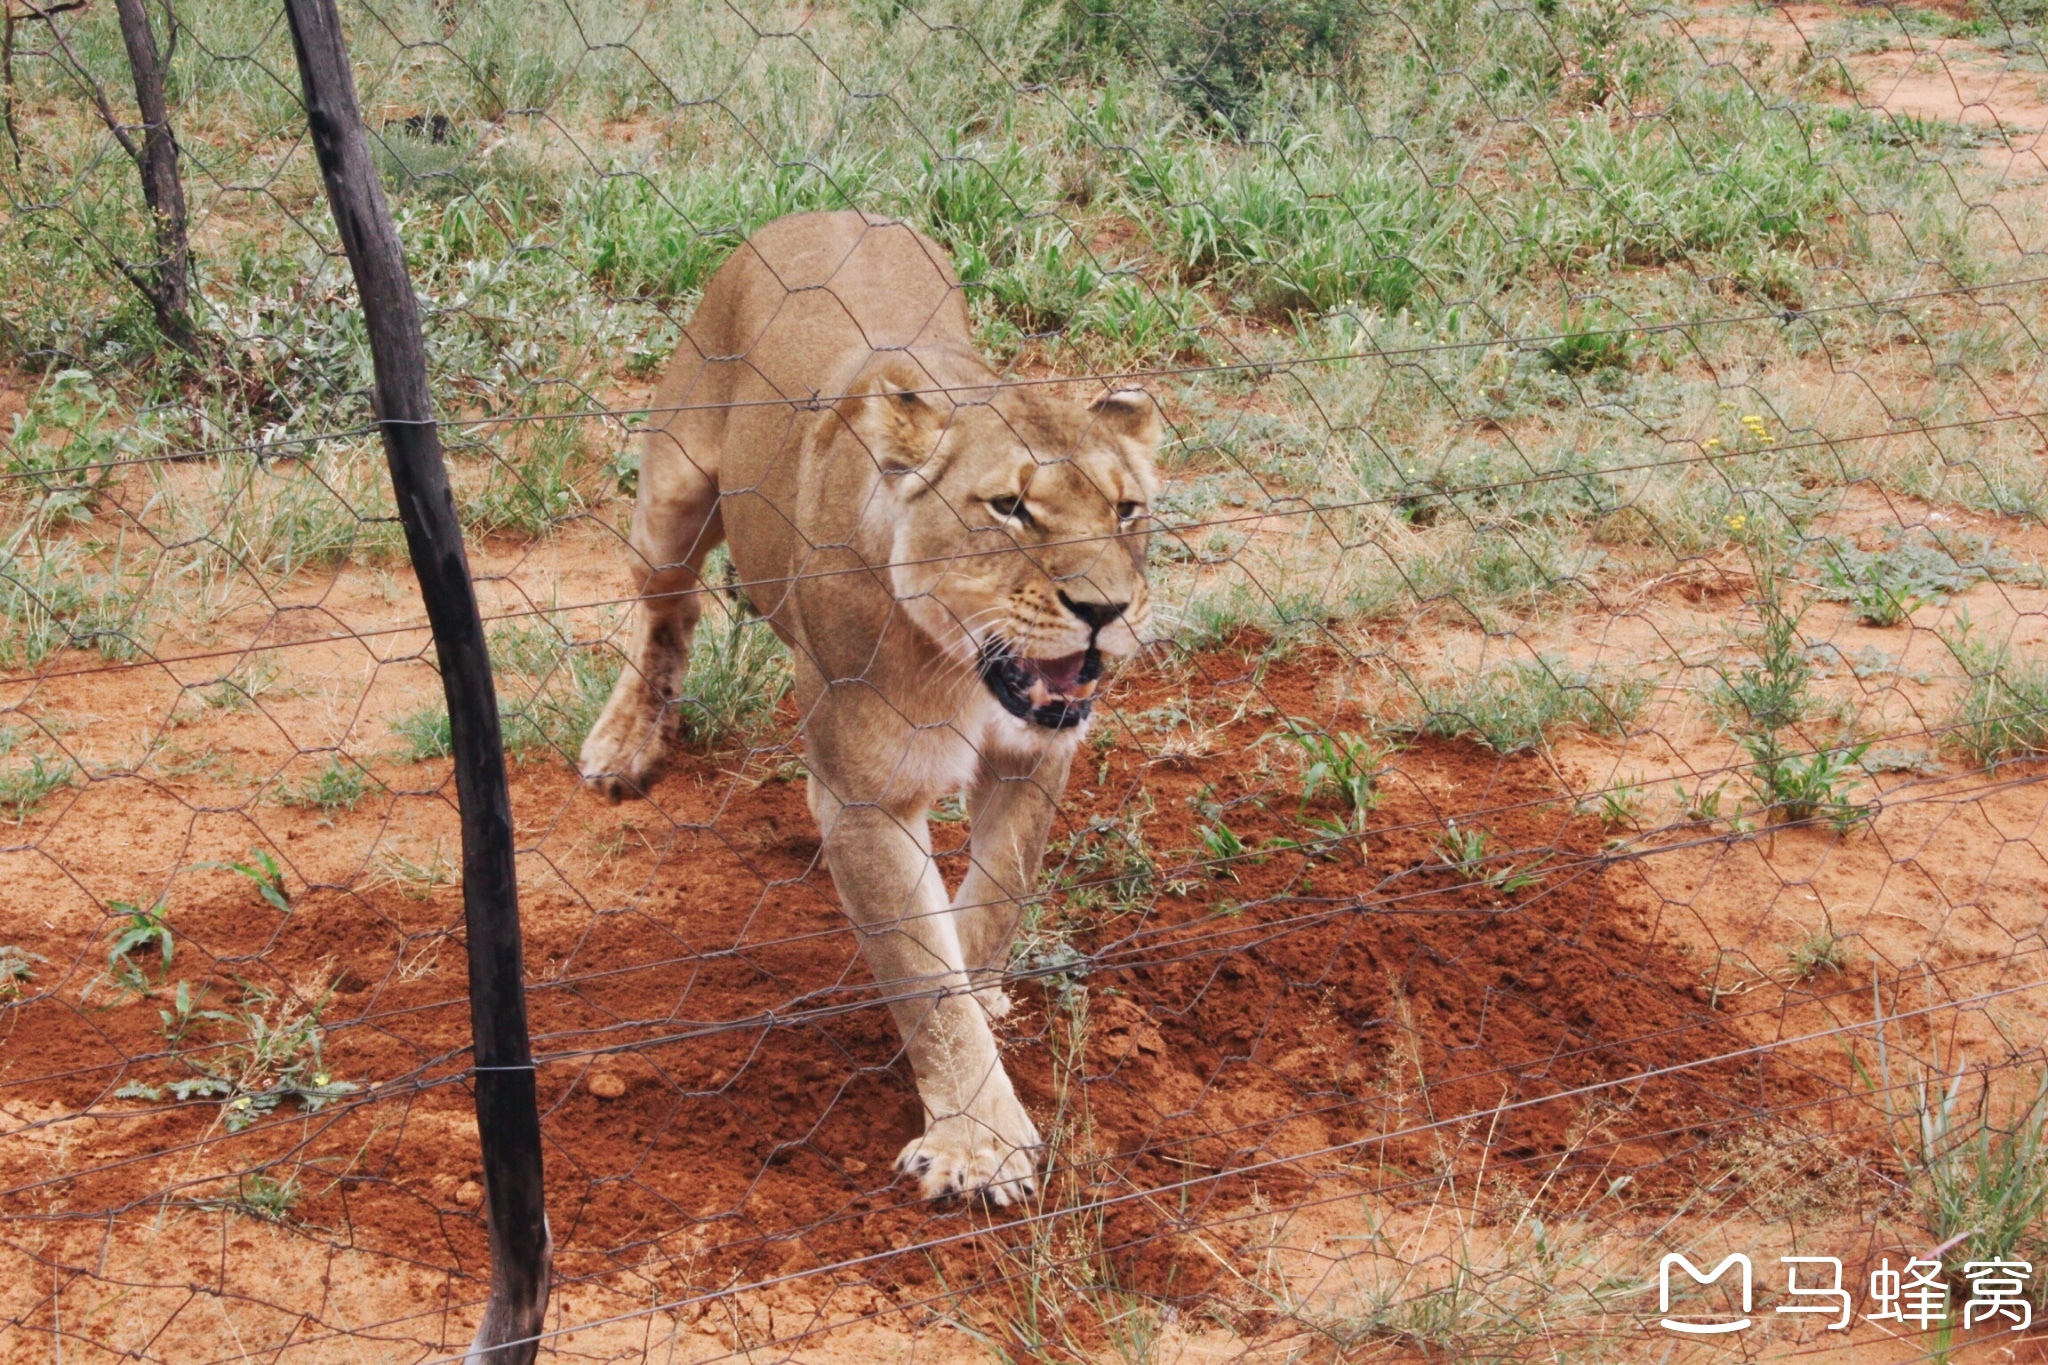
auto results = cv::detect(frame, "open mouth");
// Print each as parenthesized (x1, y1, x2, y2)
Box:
(979, 642, 1104, 730)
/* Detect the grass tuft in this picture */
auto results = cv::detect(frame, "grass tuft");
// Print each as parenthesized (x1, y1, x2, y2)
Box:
(1417, 657, 1649, 753)
(1946, 630, 2048, 766)
(274, 757, 372, 814)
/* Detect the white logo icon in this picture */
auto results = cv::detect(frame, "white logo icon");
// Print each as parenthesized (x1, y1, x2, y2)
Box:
(1660, 1253, 1753, 1334)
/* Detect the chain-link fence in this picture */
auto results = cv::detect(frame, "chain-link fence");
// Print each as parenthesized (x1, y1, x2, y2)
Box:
(7, 0, 2048, 1358)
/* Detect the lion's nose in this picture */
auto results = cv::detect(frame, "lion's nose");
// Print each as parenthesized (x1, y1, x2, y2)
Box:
(1058, 592, 1127, 632)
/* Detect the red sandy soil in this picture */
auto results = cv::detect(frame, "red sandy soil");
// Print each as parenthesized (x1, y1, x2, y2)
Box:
(0, 638, 1885, 1361)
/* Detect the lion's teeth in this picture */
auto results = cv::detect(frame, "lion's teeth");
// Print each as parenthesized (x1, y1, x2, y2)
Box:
(1071, 679, 1099, 700)
(1027, 681, 1052, 707)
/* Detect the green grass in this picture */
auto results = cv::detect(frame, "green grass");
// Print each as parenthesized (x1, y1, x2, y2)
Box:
(1856, 1032, 2048, 1301)
(1786, 926, 1851, 980)
(1946, 635, 2048, 766)
(231, 1170, 304, 1224)
(105, 899, 174, 992)
(273, 757, 372, 814)
(0, 0, 2019, 687)
(1711, 582, 1815, 737)
(671, 610, 792, 749)
(1055, 804, 1157, 918)
(493, 623, 621, 761)
(1416, 656, 1650, 753)
(0, 746, 74, 822)
(0, 945, 45, 1000)
(389, 706, 455, 764)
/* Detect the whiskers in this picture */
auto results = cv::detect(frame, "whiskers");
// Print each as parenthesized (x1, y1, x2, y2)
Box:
(924, 604, 1006, 693)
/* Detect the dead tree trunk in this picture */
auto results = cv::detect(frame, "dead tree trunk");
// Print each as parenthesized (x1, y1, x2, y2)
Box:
(109, 0, 198, 354)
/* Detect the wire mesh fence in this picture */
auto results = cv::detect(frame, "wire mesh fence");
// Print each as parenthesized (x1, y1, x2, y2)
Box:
(7, 0, 2048, 1358)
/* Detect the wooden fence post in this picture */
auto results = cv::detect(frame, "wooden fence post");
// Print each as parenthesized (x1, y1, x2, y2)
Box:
(280, 2, 551, 1359)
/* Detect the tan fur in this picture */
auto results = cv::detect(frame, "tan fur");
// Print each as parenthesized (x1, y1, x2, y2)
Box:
(581, 211, 1162, 1203)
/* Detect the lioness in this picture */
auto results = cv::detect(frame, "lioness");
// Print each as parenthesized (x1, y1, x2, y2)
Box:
(581, 211, 1161, 1203)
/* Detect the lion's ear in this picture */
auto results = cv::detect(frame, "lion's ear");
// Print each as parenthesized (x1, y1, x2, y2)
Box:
(1087, 388, 1161, 449)
(837, 360, 945, 474)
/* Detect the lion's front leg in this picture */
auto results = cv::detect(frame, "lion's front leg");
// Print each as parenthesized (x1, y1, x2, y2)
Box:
(809, 776, 1042, 1205)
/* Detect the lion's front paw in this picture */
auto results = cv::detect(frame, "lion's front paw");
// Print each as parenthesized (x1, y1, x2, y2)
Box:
(895, 1093, 1042, 1207)
(578, 687, 669, 803)
(974, 984, 1014, 1022)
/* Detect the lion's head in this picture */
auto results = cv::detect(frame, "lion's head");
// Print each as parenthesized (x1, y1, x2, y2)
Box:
(832, 352, 1162, 730)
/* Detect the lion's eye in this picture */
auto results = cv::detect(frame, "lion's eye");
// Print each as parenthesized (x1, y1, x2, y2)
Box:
(989, 495, 1029, 526)
(1116, 501, 1144, 525)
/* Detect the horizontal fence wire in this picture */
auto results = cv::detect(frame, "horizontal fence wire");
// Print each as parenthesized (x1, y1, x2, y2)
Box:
(7, 0, 2048, 1359)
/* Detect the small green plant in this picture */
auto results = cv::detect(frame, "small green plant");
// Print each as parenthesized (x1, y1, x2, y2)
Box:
(157, 978, 205, 1043)
(195, 657, 283, 712)
(275, 757, 370, 814)
(1813, 531, 1985, 627)
(1713, 581, 1813, 738)
(1819, 553, 1925, 627)
(1437, 821, 1489, 880)
(1673, 780, 1728, 825)
(366, 841, 455, 901)
(498, 637, 623, 762)
(1785, 927, 1850, 980)
(1493, 858, 1549, 894)
(0, 945, 45, 1000)
(1714, 577, 1869, 825)
(468, 417, 595, 538)
(1588, 781, 1645, 829)
(1541, 320, 1634, 375)
(0, 750, 74, 822)
(390, 705, 455, 763)
(1742, 736, 1871, 827)
(1061, 803, 1156, 915)
(4, 369, 121, 525)
(1431, 820, 1539, 893)
(203, 847, 291, 914)
(106, 899, 174, 989)
(1197, 818, 1248, 877)
(1130, 0, 1372, 127)
(232, 1170, 303, 1223)
(1276, 721, 1389, 830)
(113, 983, 357, 1133)
(672, 609, 793, 750)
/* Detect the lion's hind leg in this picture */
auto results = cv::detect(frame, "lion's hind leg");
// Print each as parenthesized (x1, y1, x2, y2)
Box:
(953, 746, 1072, 1024)
(581, 418, 724, 802)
